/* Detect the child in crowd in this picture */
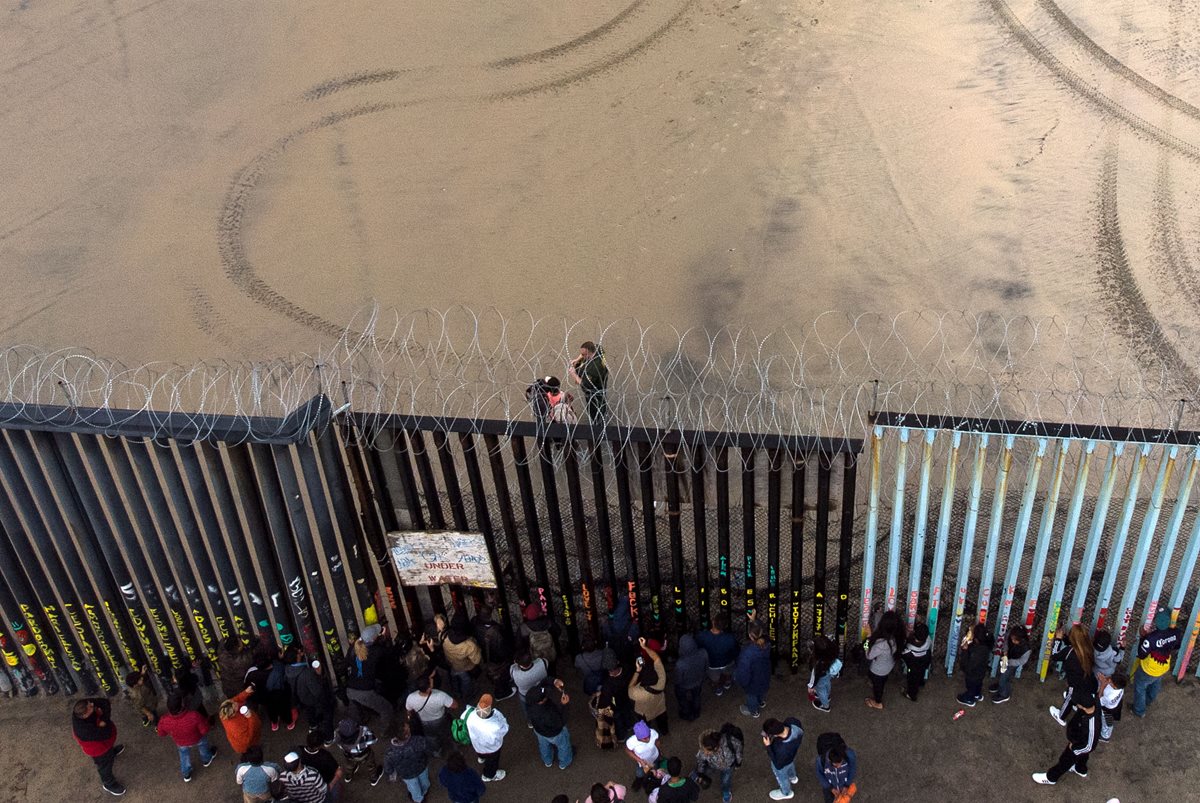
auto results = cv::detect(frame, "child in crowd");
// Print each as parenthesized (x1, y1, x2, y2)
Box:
(335, 716, 384, 786)
(125, 666, 159, 727)
(901, 623, 931, 702)
(808, 636, 840, 712)
(991, 625, 1031, 704)
(1098, 670, 1127, 742)
(956, 623, 993, 707)
(1092, 631, 1123, 678)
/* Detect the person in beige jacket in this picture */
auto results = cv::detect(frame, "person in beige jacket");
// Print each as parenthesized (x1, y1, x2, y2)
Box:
(628, 638, 668, 735)
(442, 613, 484, 702)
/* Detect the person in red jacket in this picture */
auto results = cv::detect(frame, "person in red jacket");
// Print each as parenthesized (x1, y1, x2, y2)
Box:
(219, 686, 263, 755)
(157, 691, 217, 782)
(72, 697, 126, 797)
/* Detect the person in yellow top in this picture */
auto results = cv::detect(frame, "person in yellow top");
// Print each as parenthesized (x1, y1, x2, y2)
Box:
(1132, 609, 1181, 717)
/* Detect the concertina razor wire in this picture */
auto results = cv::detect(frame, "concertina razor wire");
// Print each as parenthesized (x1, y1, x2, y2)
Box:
(0, 307, 1197, 455)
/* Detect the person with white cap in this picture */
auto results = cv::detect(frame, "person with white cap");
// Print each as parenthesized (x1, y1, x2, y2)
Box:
(219, 686, 262, 756)
(281, 751, 328, 802)
(466, 693, 510, 782)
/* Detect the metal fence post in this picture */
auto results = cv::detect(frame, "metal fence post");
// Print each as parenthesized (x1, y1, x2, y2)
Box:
(946, 434, 989, 673)
(885, 427, 910, 612)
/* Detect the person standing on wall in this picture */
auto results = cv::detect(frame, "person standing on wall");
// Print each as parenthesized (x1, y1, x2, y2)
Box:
(569, 341, 609, 426)
(72, 697, 126, 797)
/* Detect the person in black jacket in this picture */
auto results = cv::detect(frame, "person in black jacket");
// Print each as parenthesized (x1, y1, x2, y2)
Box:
(527, 679, 574, 769)
(72, 697, 126, 796)
(956, 623, 993, 706)
(1048, 624, 1096, 725)
(1033, 703, 1099, 785)
(345, 626, 393, 735)
(473, 603, 514, 700)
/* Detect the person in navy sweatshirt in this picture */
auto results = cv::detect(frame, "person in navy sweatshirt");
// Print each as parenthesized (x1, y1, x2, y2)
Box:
(735, 623, 771, 718)
(814, 737, 857, 803)
(761, 717, 803, 800)
(439, 749, 487, 803)
(694, 613, 740, 697)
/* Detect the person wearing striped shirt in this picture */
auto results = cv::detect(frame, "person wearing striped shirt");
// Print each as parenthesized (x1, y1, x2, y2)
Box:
(282, 752, 329, 803)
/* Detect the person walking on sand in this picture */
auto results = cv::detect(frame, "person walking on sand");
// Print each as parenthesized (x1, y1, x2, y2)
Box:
(466, 693, 510, 782)
(1033, 702, 1099, 786)
(569, 341, 610, 425)
(864, 610, 904, 710)
(761, 717, 803, 801)
(157, 691, 217, 783)
(72, 696, 126, 797)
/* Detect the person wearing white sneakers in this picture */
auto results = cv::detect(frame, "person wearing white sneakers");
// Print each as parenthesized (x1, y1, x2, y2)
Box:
(466, 693, 509, 782)
(1032, 702, 1098, 786)
(761, 717, 803, 800)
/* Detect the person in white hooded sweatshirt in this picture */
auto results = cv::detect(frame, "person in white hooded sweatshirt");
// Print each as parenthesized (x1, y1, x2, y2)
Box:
(466, 693, 509, 782)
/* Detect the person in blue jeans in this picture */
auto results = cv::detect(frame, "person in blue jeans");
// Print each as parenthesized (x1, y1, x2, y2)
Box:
(156, 692, 217, 782)
(808, 636, 840, 712)
(735, 623, 771, 718)
(526, 679, 574, 769)
(761, 716, 803, 800)
(384, 722, 431, 802)
(695, 613, 740, 697)
(1132, 610, 1182, 717)
(694, 726, 743, 803)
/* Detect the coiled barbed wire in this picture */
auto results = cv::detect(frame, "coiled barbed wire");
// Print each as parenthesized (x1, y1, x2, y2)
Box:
(1, 308, 1196, 453)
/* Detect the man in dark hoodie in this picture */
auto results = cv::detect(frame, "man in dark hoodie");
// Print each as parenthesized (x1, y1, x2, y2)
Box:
(604, 594, 640, 666)
(674, 634, 708, 721)
(473, 603, 514, 700)
(72, 697, 126, 797)
(345, 625, 393, 735)
(599, 658, 636, 741)
(527, 679, 574, 769)
(694, 614, 739, 697)
(762, 717, 804, 800)
(218, 636, 256, 701)
(289, 658, 337, 745)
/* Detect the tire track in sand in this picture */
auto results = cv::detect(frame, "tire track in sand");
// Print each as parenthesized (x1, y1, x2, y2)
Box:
(1095, 144, 1200, 391)
(217, 0, 695, 338)
(986, 0, 1200, 164)
(1038, 0, 1200, 123)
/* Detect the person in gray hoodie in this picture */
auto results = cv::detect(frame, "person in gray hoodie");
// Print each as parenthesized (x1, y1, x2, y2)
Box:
(1092, 630, 1123, 679)
(674, 634, 708, 722)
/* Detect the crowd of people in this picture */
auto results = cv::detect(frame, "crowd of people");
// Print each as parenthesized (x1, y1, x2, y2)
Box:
(69, 593, 1183, 800)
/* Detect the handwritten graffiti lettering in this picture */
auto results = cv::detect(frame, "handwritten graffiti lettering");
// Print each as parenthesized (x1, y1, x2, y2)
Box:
(387, 531, 497, 588)
(119, 583, 137, 602)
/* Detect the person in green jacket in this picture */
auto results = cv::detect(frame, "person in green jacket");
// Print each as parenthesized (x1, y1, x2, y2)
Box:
(569, 341, 609, 425)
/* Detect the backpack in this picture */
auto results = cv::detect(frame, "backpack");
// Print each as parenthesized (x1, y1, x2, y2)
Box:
(719, 722, 744, 767)
(816, 731, 847, 759)
(546, 392, 578, 425)
(450, 705, 475, 746)
(529, 628, 557, 663)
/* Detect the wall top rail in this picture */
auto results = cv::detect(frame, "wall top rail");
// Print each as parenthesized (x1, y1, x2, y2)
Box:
(360, 413, 864, 455)
(0, 395, 333, 445)
(873, 410, 1200, 446)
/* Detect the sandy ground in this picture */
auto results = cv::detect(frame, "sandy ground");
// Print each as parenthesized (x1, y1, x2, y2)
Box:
(2, 0, 1200, 378)
(11, 662, 1200, 802)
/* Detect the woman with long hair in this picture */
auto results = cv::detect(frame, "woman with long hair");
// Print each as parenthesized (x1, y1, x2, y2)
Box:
(865, 610, 906, 710)
(1049, 623, 1096, 725)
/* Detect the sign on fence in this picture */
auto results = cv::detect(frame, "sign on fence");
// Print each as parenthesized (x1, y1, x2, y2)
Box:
(387, 531, 497, 588)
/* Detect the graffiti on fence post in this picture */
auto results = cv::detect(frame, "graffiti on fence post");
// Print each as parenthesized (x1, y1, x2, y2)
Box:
(946, 434, 989, 674)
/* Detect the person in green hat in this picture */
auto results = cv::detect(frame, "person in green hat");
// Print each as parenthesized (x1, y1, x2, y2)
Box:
(1132, 608, 1181, 717)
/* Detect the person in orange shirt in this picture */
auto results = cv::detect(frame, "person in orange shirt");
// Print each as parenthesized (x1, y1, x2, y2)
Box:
(220, 686, 262, 756)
